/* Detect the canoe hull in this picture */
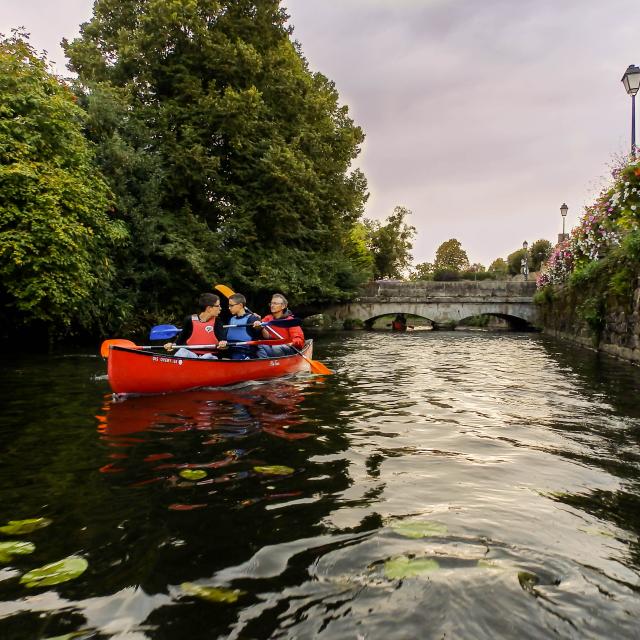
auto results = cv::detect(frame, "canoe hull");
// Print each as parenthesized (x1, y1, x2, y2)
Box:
(107, 341, 313, 395)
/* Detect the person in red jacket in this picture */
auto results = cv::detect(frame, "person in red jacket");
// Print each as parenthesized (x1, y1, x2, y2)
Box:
(254, 293, 305, 358)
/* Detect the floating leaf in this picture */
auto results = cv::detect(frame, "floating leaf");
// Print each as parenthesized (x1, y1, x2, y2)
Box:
(384, 556, 440, 579)
(253, 465, 294, 476)
(391, 520, 448, 539)
(179, 469, 208, 481)
(0, 541, 36, 563)
(20, 556, 88, 588)
(181, 582, 245, 603)
(517, 571, 540, 593)
(0, 518, 52, 535)
(477, 559, 500, 569)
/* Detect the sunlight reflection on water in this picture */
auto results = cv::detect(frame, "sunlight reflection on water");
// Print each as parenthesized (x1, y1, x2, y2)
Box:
(0, 333, 639, 639)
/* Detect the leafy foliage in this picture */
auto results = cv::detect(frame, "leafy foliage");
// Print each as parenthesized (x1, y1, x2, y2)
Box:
(529, 239, 552, 272)
(409, 261, 434, 281)
(0, 33, 127, 337)
(433, 238, 469, 273)
(63, 0, 369, 325)
(488, 258, 508, 275)
(364, 206, 415, 279)
(538, 155, 640, 289)
(507, 248, 526, 276)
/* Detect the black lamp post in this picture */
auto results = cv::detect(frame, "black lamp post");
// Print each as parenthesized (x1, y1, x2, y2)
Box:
(559, 203, 568, 242)
(521, 241, 529, 280)
(621, 64, 640, 158)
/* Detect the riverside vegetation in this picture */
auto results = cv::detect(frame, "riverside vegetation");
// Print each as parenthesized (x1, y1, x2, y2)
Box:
(1, 2, 381, 343)
(535, 155, 640, 360)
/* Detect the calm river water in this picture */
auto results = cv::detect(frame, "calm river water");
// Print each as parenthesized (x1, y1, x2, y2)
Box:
(1, 331, 640, 639)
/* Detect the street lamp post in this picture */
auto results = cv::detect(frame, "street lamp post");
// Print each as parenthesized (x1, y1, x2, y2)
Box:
(521, 240, 529, 281)
(621, 64, 640, 158)
(559, 203, 569, 243)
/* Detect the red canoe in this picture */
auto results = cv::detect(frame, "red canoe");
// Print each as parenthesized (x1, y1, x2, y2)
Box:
(107, 341, 313, 395)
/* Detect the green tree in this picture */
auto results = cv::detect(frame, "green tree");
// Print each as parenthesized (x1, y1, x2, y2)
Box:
(364, 206, 416, 279)
(64, 0, 368, 316)
(409, 262, 434, 281)
(488, 258, 508, 275)
(529, 238, 552, 272)
(507, 248, 527, 275)
(433, 239, 470, 273)
(0, 32, 127, 337)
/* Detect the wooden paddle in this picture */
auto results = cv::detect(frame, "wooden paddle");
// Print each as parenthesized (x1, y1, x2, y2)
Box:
(214, 284, 333, 375)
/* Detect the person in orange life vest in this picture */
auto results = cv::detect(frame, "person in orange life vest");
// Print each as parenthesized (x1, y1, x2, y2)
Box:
(164, 292, 227, 359)
(253, 293, 305, 358)
(226, 293, 263, 360)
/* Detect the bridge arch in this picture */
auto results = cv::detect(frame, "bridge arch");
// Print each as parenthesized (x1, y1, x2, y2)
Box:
(324, 280, 539, 329)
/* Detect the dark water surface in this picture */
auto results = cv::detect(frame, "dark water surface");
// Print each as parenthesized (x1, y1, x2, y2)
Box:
(1, 332, 640, 639)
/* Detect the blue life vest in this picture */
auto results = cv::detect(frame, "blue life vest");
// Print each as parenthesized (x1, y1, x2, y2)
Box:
(226, 312, 254, 343)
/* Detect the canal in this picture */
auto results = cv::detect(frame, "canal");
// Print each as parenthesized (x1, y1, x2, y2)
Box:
(0, 331, 639, 639)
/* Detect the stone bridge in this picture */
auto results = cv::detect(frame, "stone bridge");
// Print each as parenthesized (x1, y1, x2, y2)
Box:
(324, 280, 540, 329)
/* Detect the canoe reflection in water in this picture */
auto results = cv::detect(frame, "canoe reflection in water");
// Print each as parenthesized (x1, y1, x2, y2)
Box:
(94, 381, 318, 508)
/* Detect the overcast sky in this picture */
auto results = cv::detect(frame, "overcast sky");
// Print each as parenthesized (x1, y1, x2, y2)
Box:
(2, 1, 638, 266)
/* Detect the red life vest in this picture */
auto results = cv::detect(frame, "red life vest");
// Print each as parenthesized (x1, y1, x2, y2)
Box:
(186, 314, 218, 354)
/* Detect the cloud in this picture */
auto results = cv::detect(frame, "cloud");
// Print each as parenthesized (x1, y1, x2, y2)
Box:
(3, 0, 637, 265)
(286, 0, 638, 264)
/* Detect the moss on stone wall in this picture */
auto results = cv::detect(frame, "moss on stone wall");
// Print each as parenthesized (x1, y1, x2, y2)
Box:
(536, 231, 640, 362)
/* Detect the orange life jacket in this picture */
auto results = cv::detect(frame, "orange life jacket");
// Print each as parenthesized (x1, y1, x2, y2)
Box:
(186, 314, 218, 354)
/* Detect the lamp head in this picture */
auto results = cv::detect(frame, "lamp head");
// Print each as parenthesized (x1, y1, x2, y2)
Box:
(522, 241, 528, 250)
(621, 64, 640, 96)
(560, 203, 568, 218)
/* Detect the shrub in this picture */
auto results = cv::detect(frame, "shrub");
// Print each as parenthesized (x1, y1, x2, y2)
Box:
(433, 269, 460, 281)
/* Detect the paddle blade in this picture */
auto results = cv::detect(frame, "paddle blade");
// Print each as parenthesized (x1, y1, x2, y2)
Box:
(149, 324, 180, 340)
(309, 359, 333, 375)
(215, 284, 235, 298)
(100, 339, 138, 358)
(265, 317, 302, 328)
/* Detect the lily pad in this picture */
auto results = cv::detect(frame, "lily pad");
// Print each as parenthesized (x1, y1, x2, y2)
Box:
(0, 541, 35, 564)
(477, 559, 500, 569)
(517, 571, 540, 593)
(390, 520, 448, 539)
(253, 465, 294, 476)
(179, 469, 208, 481)
(384, 556, 440, 579)
(181, 582, 245, 603)
(20, 556, 88, 588)
(0, 518, 52, 535)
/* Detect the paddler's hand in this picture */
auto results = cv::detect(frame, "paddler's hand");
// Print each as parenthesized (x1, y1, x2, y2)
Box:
(252, 320, 262, 329)
(164, 342, 175, 352)
(217, 340, 228, 349)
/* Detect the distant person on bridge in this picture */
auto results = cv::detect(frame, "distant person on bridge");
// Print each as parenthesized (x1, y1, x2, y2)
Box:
(254, 293, 305, 358)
